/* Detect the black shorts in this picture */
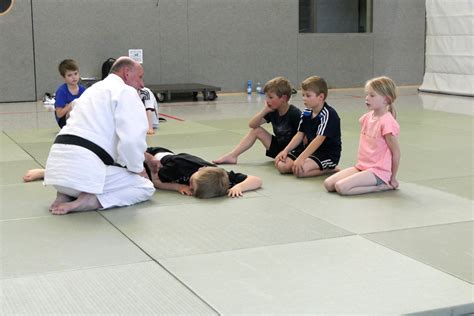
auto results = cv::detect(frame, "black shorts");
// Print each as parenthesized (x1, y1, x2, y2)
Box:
(266, 136, 289, 158)
(287, 149, 339, 170)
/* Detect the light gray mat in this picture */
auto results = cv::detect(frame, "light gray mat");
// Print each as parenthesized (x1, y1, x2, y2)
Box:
(1, 261, 216, 314)
(101, 196, 352, 259)
(364, 221, 474, 283)
(280, 182, 474, 234)
(0, 212, 149, 278)
(1, 182, 56, 220)
(162, 236, 473, 314)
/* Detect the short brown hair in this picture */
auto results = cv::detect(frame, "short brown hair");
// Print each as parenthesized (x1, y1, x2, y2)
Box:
(193, 167, 229, 199)
(58, 59, 79, 77)
(301, 76, 328, 100)
(263, 76, 292, 100)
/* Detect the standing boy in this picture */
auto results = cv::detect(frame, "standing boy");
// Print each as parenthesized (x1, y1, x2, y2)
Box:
(213, 76, 302, 164)
(275, 76, 341, 177)
(54, 59, 86, 128)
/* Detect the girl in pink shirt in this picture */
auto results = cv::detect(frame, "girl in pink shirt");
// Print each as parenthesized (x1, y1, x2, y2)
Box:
(324, 76, 401, 195)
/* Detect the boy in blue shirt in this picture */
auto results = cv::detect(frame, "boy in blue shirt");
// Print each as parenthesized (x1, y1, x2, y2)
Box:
(275, 76, 341, 177)
(54, 59, 86, 128)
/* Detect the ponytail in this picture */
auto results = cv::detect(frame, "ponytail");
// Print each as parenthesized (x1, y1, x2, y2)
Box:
(388, 103, 397, 120)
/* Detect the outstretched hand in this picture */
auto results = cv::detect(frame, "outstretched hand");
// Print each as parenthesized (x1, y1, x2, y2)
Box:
(179, 185, 193, 196)
(228, 186, 243, 198)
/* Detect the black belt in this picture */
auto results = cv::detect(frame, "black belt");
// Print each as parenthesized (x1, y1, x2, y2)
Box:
(54, 134, 115, 166)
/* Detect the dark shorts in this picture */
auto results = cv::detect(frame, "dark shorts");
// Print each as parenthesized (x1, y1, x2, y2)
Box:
(287, 149, 339, 170)
(57, 116, 67, 129)
(265, 136, 290, 158)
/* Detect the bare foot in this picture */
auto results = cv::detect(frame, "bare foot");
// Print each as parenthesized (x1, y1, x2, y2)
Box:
(49, 192, 73, 211)
(212, 154, 237, 165)
(51, 193, 101, 215)
(23, 169, 45, 182)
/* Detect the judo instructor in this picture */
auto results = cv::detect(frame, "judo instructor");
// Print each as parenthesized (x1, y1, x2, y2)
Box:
(44, 56, 155, 215)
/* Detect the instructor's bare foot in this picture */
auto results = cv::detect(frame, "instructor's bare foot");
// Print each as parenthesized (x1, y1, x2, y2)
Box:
(212, 154, 237, 165)
(51, 193, 101, 215)
(23, 169, 45, 182)
(49, 192, 73, 211)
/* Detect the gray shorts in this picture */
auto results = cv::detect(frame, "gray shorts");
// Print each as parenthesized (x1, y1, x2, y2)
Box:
(374, 174, 385, 186)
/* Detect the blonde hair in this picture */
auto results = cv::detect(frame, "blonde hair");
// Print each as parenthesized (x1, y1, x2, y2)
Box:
(193, 167, 229, 199)
(365, 76, 398, 119)
(263, 76, 292, 100)
(301, 76, 328, 100)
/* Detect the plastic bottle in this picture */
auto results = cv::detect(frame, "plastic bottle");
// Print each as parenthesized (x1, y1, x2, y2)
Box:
(247, 80, 252, 94)
(255, 82, 262, 94)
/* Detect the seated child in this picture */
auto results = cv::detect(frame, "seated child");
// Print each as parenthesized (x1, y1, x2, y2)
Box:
(54, 59, 86, 128)
(213, 76, 302, 164)
(145, 147, 262, 198)
(24, 59, 86, 182)
(324, 76, 400, 195)
(275, 76, 341, 177)
(139, 87, 160, 135)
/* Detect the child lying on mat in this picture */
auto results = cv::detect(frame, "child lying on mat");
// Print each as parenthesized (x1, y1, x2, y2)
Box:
(145, 147, 262, 198)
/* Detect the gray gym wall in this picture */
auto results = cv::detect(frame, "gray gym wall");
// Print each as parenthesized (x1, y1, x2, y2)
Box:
(0, 0, 425, 103)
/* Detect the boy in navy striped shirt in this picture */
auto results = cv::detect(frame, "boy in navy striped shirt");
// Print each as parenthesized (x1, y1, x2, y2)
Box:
(275, 76, 341, 177)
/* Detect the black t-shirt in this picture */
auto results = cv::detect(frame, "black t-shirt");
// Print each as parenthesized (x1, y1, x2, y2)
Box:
(298, 103, 341, 157)
(154, 151, 247, 188)
(264, 104, 301, 145)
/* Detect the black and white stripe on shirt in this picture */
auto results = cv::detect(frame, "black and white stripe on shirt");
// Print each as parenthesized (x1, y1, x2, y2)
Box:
(140, 89, 151, 102)
(317, 107, 329, 136)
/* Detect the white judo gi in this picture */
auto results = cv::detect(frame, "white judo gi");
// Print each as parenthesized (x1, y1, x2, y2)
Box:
(44, 74, 155, 209)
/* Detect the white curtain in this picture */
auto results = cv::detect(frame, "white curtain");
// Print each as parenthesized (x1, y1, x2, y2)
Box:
(419, 0, 474, 96)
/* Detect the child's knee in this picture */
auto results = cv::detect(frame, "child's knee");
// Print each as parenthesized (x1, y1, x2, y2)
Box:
(275, 162, 289, 174)
(323, 178, 335, 192)
(334, 181, 348, 195)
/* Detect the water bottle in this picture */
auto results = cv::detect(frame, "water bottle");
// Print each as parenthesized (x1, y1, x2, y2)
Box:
(247, 80, 252, 94)
(255, 82, 262, 94)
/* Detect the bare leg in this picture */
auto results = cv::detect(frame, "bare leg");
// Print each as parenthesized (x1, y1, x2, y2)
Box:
(23, 169, 45, 182)
(298, 166, 341, 178)
(324, 167, 359, 192)
(296, 159, 341, 178)
(49, 192, 74, 211)
(50, 192, 101, 215)
(334, 170, 393, 196)
(213, 127, 272, 164)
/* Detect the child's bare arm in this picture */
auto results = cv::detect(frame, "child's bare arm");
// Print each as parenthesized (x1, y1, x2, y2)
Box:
(55, 103, 73, 118)
(146, 111, 155, 135)
(248, 102, 273, 128)
(275, 132, 304, 163)
(228, 175, 262, 198)
(385, 133, 400, 188)
(152, 176, 193, 195)
(292, 135, 325, 175)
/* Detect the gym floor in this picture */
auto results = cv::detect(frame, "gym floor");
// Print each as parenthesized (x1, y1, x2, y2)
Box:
(1, 87, 473, 315)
